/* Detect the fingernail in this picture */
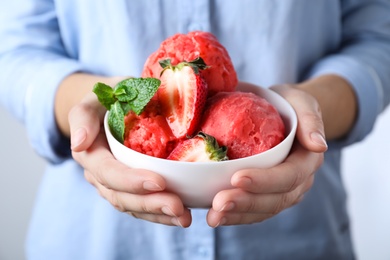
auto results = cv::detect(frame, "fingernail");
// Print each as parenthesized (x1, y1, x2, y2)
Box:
(219, 202, 235, 212)
(71, 128, 87, 149)
(143, 181, 163, 192)
(171, 218, 184, 228)
(214, 217, 227, 228)
(162, 206, 177, 217)
(239, 177, 252, 187)
(310, 132, 328, 148)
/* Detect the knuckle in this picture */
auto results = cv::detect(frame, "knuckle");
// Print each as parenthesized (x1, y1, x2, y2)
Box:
(69, 103, 94, 118)
(128, 212, 139, 219)
(302, 175, 315, 193)
(94, 169, 107, 188)
(292, 194, 304, 206)
(302, 112, 323, 128)
(243, 197, 258, 213)
(271, 193, 291, 215)
(84, 171, 94, 185)
(285, 166, 305, 192)
(107, 190, 125, 212)
(140, 200, 153, 214)
(94, 156, 113, 189)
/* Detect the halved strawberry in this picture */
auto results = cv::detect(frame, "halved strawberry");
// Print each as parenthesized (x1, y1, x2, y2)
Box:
(167, 132, 229, 162)
(158, 57, 208, 139)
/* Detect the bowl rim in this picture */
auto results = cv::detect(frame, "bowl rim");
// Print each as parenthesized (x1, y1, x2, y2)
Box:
(104, 84, 297, 165)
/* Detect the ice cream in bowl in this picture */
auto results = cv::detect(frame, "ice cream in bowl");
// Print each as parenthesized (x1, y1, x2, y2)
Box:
(102, 83, 297, 208)
(95, 31, 297, 208)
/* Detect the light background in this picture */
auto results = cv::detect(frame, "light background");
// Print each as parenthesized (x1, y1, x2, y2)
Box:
(0, 106, 389, 260)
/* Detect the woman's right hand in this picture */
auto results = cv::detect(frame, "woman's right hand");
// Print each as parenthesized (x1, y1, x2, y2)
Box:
(65, 75, 191, 227)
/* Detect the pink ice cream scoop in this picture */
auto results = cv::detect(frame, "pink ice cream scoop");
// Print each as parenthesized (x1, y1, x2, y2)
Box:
(200, 91, 285, 159)
(142, 31, 238, 96)
(123, 108, 177, 159)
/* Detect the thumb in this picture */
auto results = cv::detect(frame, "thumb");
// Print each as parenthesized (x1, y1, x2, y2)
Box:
(271, 84, 328, 153)
(68, 92, 107, 152)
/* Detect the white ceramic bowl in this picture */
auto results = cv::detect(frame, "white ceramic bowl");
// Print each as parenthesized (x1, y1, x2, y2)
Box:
(104, 84, 297, 208)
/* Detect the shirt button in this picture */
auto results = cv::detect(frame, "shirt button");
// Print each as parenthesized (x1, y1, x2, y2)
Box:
(188, 23, 204, 32)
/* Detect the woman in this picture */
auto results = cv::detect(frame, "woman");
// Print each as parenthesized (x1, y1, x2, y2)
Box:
(1, 1, 389, 259)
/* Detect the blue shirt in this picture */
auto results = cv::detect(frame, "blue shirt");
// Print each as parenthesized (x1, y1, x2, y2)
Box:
(1, 1, 390, 259)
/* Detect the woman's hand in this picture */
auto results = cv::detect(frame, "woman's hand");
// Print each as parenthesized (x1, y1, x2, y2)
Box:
(69, 93, 192, 227)
(207, 82, 328, 227)
(60, 74, 191, 227)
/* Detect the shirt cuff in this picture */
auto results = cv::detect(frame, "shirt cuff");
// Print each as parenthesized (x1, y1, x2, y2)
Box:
(306, 54, 383, 149)
(25, 58, 86, 164)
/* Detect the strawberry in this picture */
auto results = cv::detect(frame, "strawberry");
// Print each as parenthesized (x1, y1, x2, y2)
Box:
(158, 57, 208, 139)
(167, 132, 229, 162)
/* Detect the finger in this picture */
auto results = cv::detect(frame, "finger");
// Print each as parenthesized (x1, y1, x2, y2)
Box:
(271, 84, 327, 153)
(85, 169, 176, 214)
(103, 188, 184, 217)
(208, 175, 314, 227)
(69, 92, 106, 152)
(231, 143, 323, 194)
(208, 191, 308, 227)
(87, 171, 191, 227)
(78, 133, 166, 194)
(207, 210, 272, 227)
(132, 209, 192, 228)
(213, 173, 314, 213)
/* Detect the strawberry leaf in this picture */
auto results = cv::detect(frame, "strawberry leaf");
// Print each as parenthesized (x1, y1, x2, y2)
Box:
(188, 57, 209, 73)
(159, 57, 209, 75)
(198, 132, 229, 161)
(159, 59, 172, 69)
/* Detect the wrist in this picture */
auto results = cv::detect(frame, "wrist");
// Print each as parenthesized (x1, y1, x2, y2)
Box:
(296, 74, 357, 140)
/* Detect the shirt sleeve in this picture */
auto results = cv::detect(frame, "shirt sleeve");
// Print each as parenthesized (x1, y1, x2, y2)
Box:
(305, 0, 390, 148)
(0, 1, 87, 163)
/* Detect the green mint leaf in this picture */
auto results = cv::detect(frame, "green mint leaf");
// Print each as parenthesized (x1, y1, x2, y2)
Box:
(113, 78, 160, 115)
(120, 103, 132, 116)
(114, 84, 137, 102)
(93, 77, 161, 144)
(113, 87, 126, 96)
(93, 82, 115, 110)
(108, 101, 125, 143)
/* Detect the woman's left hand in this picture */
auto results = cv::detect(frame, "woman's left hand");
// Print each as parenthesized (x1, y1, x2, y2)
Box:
(207, 83, 327, 227)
